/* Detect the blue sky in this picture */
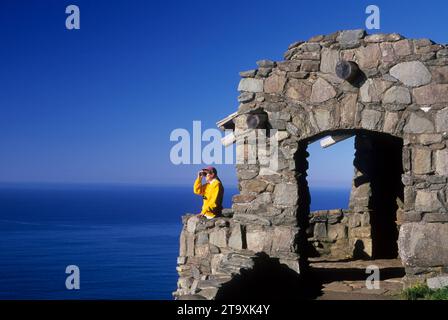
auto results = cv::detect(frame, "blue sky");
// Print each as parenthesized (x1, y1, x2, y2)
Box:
(0, 0, 447, 188)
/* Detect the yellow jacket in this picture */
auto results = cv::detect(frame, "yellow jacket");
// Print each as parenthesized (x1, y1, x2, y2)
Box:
(193, 177, 224, 218)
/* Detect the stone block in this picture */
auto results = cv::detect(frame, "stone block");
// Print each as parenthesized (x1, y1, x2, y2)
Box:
(246, 230, 270, 252)
(236, 167, 259, 180)
(356, 44, 381, 69)
(196, 232, 209, 245)
(211, 254, 226, 274)
(314, 109, 332, 131)
(238, 78, 264, 92)
(359, 78, 393, 103)
(310, 78, 336, 103)
(288, 71, 309, 79)
(239, 69, 257, 78)
(349, 227, 371, 239)
(240, 179, 267, 194)
(320, 48, 339, 73)
(179, 230, 187, 256)
(423, 213, 448, 222)
(435, 108, 448, 132)
(365, 33, 402, 43)
(419, 134, 443, 145)
(390, 61, 432, 87)
(300, 61, 320, 72)
(233, 214, 272, 226)
(257, 59, 276, 68)
(415, 190, 442, 212)
(404, 114, 434, 134)
(187, 216, 200, 233)
(336, 29, 365, 49)
(198, 287, 219, 300)
(238, 92, 255, 103)
(272, 226, 297, 252)
(328, 224, 348, 241)
(430, 66, 448, 84)
(383, 86, 411, 104)
(413, 84, 448, 105)
(412, 148, 432, 175)
(285, 79, 311, 101)
(273, 183, 298, 206)
(393, 40, 412, 56)
(340, 93, 358, 127)
(257, 67, 272, 77)
(349, 213, 362, 228)
(298, 42, 321, 51)
(399, 223, 448, 267)
(380, 42, 396, 63)
(228, 224, 245, 250)
(186, 232, 195, 257)
(427, 276, 448, 289)
(314, 223, 327, 240)
(277, 61, 301, 72)
(383, 112, 399, 134)
(361, 109, 382, 130)
(209, 228, 227, 248)
(435, 149, 448, 176)
(293, 51, 320, 60)
(264, 73, 286, 93)
(327, 209, 343, 224)
(195, 244, 209, 257)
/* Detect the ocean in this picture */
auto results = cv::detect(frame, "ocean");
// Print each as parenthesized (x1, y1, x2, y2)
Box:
(0, 183, 350, 299)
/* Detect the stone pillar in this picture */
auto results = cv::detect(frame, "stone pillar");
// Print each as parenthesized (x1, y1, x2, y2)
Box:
(348, 134, 374, 258)
(348, 133, 404, 259)
(398, 132, 448, 285)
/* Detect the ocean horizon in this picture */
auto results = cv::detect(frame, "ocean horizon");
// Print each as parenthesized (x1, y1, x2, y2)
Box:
(0, 183, 350, 299)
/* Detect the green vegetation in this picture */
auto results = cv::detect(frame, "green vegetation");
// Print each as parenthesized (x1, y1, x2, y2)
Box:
(402, 283, 448, 300)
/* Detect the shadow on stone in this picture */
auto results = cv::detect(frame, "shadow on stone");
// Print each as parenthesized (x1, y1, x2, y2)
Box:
(215, 252, 322, 300)
(353, 240, 370, 260)
(351, 69, 368, 88)
(310, 266, 405, 283)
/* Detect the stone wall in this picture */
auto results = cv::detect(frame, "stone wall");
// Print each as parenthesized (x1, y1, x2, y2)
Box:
(307, 209, 366, 260)
(174, 212, 300, 300)
(174, 29, 448, 299)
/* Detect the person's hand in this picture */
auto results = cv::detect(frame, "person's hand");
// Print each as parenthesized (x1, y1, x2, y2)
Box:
(196, 213, 205, 219)
(197, 171, 203, 178)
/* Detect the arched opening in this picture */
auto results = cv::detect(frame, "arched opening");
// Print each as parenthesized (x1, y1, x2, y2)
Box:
(306, 136, 354, 258)
(295, 129, 405, 298)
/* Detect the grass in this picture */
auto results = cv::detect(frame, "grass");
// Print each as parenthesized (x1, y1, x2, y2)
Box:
(402, 283, 448, 300)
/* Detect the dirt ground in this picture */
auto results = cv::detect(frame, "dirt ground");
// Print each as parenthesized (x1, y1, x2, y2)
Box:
(309, 258, 405, 300)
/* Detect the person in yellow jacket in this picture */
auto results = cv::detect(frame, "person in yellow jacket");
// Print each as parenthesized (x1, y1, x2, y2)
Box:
(193, 166, 224, 219)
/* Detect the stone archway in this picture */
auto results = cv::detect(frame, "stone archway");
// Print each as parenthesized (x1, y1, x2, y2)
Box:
(299, 129, 404, 262)
(174, 30, 448, 300)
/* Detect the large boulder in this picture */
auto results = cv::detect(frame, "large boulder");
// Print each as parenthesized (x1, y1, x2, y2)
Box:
(399, 223, 448, 267)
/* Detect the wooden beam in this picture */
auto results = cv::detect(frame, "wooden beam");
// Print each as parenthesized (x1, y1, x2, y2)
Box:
(320, 134, 354, 148)
(216, 112, 238, 131)
(221, 132, 236, 147)
(220, 128, 255, 147)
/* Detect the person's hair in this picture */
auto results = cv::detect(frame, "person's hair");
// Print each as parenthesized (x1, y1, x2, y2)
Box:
(207, 168, 217, 176)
